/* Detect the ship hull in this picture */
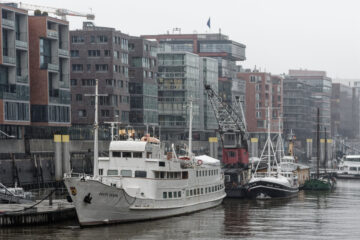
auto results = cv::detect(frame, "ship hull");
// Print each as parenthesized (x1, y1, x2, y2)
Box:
(246, 180, 299, 199)
(65, 177, 225, 226)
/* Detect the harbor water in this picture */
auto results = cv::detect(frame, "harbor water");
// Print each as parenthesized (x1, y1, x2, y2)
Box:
(1, 179, 360, 240)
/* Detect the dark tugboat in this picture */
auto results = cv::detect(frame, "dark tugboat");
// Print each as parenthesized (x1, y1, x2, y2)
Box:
(247, 108, 299, 199)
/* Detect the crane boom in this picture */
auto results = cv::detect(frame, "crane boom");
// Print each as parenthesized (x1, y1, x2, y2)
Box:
(18, 2, 95, 20)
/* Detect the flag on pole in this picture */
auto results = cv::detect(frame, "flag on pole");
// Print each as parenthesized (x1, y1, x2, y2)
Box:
(207, 17, 211, 29)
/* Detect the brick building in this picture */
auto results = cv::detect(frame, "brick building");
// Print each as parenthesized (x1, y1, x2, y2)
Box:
(237, 70, 283, 144)
(28, 15, 70, 127)
(70, 22, 130, 126)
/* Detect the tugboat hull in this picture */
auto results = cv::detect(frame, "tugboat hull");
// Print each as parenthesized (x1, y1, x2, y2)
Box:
(247, 180, 299, 199)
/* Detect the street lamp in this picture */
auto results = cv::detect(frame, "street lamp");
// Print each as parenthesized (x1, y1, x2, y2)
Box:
(0, 129, 15, 138)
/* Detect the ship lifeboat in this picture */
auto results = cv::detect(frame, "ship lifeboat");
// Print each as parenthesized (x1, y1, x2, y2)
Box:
(141, 134, 160, 144)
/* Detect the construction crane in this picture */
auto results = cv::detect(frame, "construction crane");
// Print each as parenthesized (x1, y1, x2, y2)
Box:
(18, 2, 95, 21)
(204, 84, 249, 167)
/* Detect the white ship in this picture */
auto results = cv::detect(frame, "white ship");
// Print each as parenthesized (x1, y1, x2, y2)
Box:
(337, 155, 360, 179)
(64, 138, 225, 226)
(64, 83, 225, 226)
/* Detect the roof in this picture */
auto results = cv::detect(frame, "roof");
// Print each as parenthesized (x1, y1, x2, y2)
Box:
(195, 155, 220, 166)
(109, 140, 147, 152)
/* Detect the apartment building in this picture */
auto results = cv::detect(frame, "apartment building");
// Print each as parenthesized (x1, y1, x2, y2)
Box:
(28, 14, 71, 128)
(70, 22, 130, 125)
(0, 4, 29, 138)
(142, 33, 246, 105)
(237, 70, 283, 143)
(128, 37, 158, 133)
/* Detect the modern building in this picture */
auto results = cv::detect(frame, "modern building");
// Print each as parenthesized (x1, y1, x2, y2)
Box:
(128, 37, 158, 134)
(288, 70, 332, 138)
(70, 22, 130, 126)
(142, 33, 246, 105)
(157, 51, 218, 141)
(283, 75, 314, 148)
(0, 4, 30, 138)
(237, 69, 283, 144)
(28, 14, 71, 129)
(331, 83, 359, 139)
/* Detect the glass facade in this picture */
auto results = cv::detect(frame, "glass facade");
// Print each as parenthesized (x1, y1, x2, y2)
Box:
(157, 53, 202, 130)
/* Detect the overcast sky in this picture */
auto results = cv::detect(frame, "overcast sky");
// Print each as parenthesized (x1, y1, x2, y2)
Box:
(21, 0, 360, 81)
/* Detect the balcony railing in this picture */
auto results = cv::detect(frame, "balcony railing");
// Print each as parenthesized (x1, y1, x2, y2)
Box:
(2, 18, 15, 28)
(15, 40, 28, 49)
(3, 56, 16, 65)
(47, 29, 58, 39)
(58, 48, 69, 57)
(47, 63, 59, 72)
(16, 75, 28, 83)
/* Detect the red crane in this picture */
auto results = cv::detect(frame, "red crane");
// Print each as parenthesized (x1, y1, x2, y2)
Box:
(204, 84, 249, 167)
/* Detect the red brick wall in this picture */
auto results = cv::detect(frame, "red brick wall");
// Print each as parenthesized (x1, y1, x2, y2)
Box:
(28, 17, 48, 105)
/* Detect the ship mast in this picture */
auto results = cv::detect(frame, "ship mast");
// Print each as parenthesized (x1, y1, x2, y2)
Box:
(93, 79, 99, 177)
(188, 99, 193, 160)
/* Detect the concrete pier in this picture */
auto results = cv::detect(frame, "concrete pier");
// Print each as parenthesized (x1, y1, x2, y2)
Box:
(0, 200, 76, 227)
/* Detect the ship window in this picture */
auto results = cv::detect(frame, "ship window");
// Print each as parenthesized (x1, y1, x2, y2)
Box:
(160, 172, 165, 179)
(201, 188, 203, 194)
(350, 167, 357, 171)
(107, 169, 118, 175)
(178, 191, 181, 197)
(163, 192, 167, 199)
(182, 171, 188, 179)
(190, 190, 193, 196)
(169, 172, 174, 178)
(159, 161, 165, 167)
(133, 152, 142, 158)
(123, 152, 131, 158)
(155, 172, 160, 178)
(205, 188, 208, 194)
(147, 152, 152, 158)
(99, 169, 103, 176)
(196, 171, 198, 177)
(135, 171, 147, 178)
(174, 191, 177, 198)
(212, 186, 215, 192)
(168, 192, 172, 198)
(120, 169, 132, 177)
(112, 151, 121, 157)
(197, 188, 200, 195)
(186, 190, 189, 196)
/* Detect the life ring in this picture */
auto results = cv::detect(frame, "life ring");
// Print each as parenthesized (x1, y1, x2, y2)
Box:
(197, 159, 203, 166)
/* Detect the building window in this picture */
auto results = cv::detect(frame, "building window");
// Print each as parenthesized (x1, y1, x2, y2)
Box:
(78, 109, 86, 117)
(72, 64, 83, 72)
(76, 94, 82, 101)
(256, 111, 262, 119)
(82, 79, 96, 86)
(104, 50, 110, 56)
(88, 50, 100, 57)
(95, 64, 108, 72)
(70, 79, 77, 86)
(255, 93, 260, 101)
(70, 50, 79, 57)
(101, 110, 110, 117)
(71, 36, 84, 43)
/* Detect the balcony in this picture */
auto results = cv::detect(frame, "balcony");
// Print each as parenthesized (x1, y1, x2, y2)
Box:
(16, 75, 28, 83)
(48, 63, 59, 72)
(3, 56, 16, 65)
(2, 18, 15, 29)
(15, 40, 28, 50)
(58, 48, 69, 58)
(47, 29, 58, 39)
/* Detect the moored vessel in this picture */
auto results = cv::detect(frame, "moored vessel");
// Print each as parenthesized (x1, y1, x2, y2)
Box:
(337, 155, 360, 179)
